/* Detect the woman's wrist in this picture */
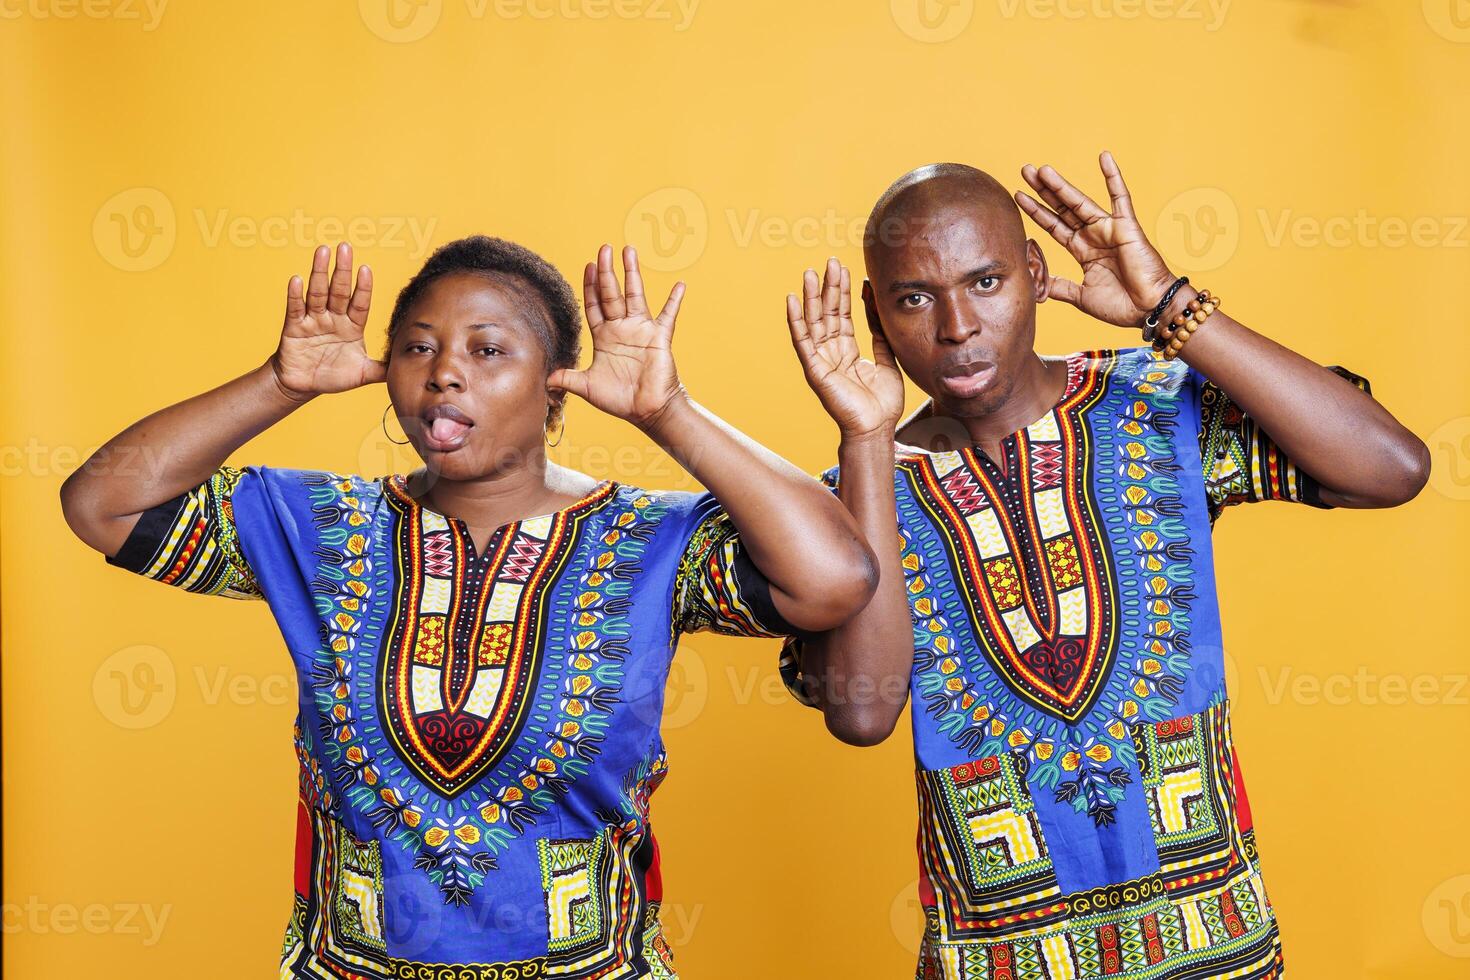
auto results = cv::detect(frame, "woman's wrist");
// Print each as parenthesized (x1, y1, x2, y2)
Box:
(259, 357, 318, 409)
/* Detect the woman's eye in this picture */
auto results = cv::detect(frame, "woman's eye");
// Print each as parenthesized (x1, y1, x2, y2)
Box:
(477, 347, 503, 357)
(406, 343, 431, 354)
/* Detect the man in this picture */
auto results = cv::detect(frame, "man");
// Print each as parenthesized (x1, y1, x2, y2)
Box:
(781, 153, 1428, 979)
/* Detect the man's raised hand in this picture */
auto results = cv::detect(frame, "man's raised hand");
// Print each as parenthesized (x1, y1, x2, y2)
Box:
(1015, 151, 1178, 329)
(786, 258, 905, 439)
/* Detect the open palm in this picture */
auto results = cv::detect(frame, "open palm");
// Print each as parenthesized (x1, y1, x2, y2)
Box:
(548, 245, 685, 429)
(271, 243, 386, 399)
(786, 258, 905, 437)
(1014, 152, 1178, 328)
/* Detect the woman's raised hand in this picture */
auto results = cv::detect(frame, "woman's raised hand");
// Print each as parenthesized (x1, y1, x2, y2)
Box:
(269, 243, 387, 401)
(786, 258, 905, 439)
(548, 244, 686, 430)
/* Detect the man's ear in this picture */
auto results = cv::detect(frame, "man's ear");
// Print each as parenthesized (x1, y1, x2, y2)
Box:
(861, 279, 884, 332)
(1026, 239, 1050, 304)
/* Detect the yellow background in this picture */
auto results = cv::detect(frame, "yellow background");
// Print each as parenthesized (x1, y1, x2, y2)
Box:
(4, 1, 1469, 976)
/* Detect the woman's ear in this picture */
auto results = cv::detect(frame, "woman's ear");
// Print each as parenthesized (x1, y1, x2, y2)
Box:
(545, 391, 567, 427)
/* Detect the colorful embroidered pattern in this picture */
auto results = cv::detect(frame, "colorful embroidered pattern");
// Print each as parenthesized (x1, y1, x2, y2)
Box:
(105, 465, 262, 598)
(673, 507, 787, 638)
(916, 702, 1281, 980)
(778, 347, 1344, 978)
(904, 356, 1119, 725)
(379, 478, 612, 799)
(1198, 365, 1369, 523)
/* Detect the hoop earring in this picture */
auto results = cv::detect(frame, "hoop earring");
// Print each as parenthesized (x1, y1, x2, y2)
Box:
(545, 411, 565, 448)
(382, 404, 411, 446)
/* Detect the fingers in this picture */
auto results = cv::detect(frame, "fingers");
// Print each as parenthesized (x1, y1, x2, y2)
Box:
(622, 246, 649, 317)
(1047, 274, 1083, 307)
(327, 242, 354, 315)
(583, 262, 604, 328)
(347, 264, 373, 328)
(655, 280, 685, 335)
(361, 358, 389, 385)
(821, 257, 843, 338)
(305, 245, 331, 314)
(1022, 164, 1083, 232)
(838, 265, 854, 338)
(802, 269, 825, 343)
(546, 368, 590, 401)
(595, 244, 626, 321)
(1031, 164, 1109, 224)
(285, 274, 306, 325)
(1099, 150, 1135, 220)
(1014, 191, 1077, 249)
(785, 292, 818, 364)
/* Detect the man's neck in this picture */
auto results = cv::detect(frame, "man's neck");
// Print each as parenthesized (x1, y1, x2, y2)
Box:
(898, 354, 1069, 460)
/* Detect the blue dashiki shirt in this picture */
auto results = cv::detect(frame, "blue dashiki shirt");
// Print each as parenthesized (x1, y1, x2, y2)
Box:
(106, 470, 789, 978)
(781, 347, 1368, 980)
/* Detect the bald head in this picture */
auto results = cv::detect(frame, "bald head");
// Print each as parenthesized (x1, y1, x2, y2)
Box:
(856, 162, 1050, 422)
(863, 163, 1025, 268)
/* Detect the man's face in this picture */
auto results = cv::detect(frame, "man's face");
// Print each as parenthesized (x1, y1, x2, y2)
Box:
(864, 198, 1049, 418)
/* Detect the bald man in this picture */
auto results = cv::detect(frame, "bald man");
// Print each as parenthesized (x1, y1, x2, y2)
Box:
(780, 154, 1428, 979)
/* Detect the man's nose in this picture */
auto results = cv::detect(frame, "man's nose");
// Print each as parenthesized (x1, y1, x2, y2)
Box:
(936, 297, 983, 344)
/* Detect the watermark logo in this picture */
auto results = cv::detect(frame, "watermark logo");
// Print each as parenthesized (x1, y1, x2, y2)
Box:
(889, 877, 925, 955)
(659, 647, 709, 730)
(993, 0, 1230, 31)
(1423, 0, 1470, 43)
(1427, 416, 1470, 501)
(0, 898, 171, 945)
(625, 187, 708, 273)
(891, 0, 974, 42)
(94, 189, 438, 271)
(361, 0, 698, 41)
(93, 645, 176, 730)
(360, 0, 443, 42)
(93, 188, 176, 272)
(1423, 874, 1470, 957)
(1153, 186, 1239, 273)
(0, 0, 168, 30)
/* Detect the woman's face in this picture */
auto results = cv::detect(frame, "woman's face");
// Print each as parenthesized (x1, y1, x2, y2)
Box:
(385, 272, 559, 482)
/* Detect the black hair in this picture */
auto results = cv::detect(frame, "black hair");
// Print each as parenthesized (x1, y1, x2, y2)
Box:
(385, 235, 582, 386)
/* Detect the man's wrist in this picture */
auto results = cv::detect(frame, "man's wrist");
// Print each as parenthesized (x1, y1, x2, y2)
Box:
(838, 424, 896, 459)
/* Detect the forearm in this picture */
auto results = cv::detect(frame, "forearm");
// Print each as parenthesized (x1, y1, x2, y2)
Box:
(60, 360, 309, 554)
(641, 392, 876, 629)
(1173, 308, 1428, 506)
(803, 428, 913, 744)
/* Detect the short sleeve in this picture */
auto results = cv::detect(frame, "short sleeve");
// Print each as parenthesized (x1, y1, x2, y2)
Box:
(1195, 365, 1371, 524)
(105, 465, 264, 599)
(672, 493, 796, 638)
(774, 466, 841, 708)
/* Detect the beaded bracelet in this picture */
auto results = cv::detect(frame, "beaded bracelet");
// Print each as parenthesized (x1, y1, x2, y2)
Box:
(1152, 289, 1220, 360)
(1142, 276, 1190, 342)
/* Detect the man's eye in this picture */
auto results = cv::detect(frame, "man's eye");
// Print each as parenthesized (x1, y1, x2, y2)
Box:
(407, 343, 431, 354)
(899, 294, 930, 309)
(976, 276, 999, 291)
(477, 347, 503, 357)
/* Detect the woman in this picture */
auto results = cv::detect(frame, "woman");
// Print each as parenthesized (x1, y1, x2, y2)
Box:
(60, 237, 877, 977)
